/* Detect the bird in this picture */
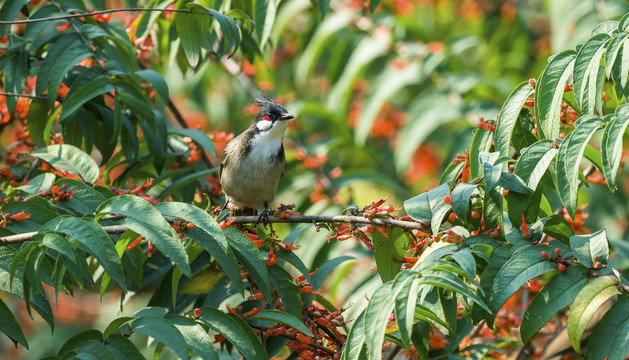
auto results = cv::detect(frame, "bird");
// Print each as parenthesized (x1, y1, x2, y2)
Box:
(219, 95, 294, 223)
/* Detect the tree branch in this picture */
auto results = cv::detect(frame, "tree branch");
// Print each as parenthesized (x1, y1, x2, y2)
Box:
(0, 215, 429, 245)
(0, 92, 48, 100)
(0, 8, 205, 25)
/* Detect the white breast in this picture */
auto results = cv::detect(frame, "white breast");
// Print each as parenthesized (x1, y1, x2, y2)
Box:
(250, 120, 288, 160)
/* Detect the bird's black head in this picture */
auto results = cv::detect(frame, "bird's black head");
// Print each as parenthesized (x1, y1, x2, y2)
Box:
(255, 95, 294, 122)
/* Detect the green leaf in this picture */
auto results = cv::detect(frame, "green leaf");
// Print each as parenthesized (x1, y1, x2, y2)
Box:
(469, 128, 493, 180)
(269, 265, 302, 319)
(373, 228, 408, 283)
(602, 108, 629, 191)
(96, 195, 191, 277)
(369, 0, 380, 12)
(488, 245, 557, 315)
(417, 269, 489, 312)
(363, 283, 393, 359)
(165, 315, 219, 360)
(57, 330, 103, 357)
(495, 81, 535, 157)
(568, 276, 621, 354)
(223, 227, 272, 300)
(392, 271, 419, 349)
(451, 183, 478, 220)
(32, 144, 99, 183)
(42, 232, 77, 266)
(0, 297, 28, 348)
(17, 173, 55, 195)
(483, 162, 501, 193)
(535, 50, 576, 139)
(59, 75, 116, 124)
(26, 100, 51, 148)
(515, 140, 558, 190)
(75, 340, 117, 360)
(198, 307, 268, 360)
(498, 172, 531, 194)
(253, 0, 276, 49)
(542, 215, 575, 244)
(174, 10, 201, 67)
(248, 309, 312, 336)
(569, 230, 609, 268)
(557, 116, 605, 218)
(318, 0, 330, 17)
(0, 0, 28, 36)
(573, 34, 610, 115)
(130, 317, 188, 359)
(184, 227, 243, 294)
(53, 178, 107, 215)
(103, 317, 136, 339)
(340, 311, 366, 360)
(158, 169, 216, 199)
(180, 268, 224, 295)
(104, 334, 144, 360)
(520, 266, 588, 343)
(169, 128, 217, 156)
(135, 70, 169, 103)
(586, 296, 629, 360)
(450, 249, 477, 280)
(311, 255, 355, 292)
(39, 217, 127, 291)
(605, 33, 628, 78)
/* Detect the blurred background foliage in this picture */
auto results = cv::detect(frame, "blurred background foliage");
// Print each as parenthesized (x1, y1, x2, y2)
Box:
(3, 0, 629, 358)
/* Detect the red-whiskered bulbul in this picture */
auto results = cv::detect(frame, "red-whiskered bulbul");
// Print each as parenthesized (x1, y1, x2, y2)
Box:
(219, 96, 294, 220)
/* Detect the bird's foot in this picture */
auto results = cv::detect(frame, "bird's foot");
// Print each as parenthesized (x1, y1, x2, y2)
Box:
(257, 209, 275, 235)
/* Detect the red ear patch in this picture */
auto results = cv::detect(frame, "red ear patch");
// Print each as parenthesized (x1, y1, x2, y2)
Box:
(262, 115, 270, 121)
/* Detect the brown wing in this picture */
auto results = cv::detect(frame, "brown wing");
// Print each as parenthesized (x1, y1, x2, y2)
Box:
(278, 143, 286, 178)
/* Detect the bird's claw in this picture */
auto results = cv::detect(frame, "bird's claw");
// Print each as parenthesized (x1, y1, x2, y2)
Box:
(257, 210, 275, 235)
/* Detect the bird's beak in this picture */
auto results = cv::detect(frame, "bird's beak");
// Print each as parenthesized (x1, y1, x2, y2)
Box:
(280, 112, 294, 121)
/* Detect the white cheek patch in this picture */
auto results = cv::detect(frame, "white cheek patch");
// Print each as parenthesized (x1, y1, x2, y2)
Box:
(256, 120, 273, 131)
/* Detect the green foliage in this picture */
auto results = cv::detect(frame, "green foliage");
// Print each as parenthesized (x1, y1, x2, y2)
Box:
(2, 0, 629, 359)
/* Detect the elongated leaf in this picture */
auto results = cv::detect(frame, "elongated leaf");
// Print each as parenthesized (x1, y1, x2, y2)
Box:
(602, 108, 629, 190)
(567, 276, 621, 354)
(32, 144, 99, 183)
(573, 34, 610, 115)
(268, 265, 302, 319)
(17, 173, 55, 195)
(96, 195, 191, 277)
(586, 296, 629, 360)
(39, 217, 126, 291)
(469, 128, 493, 180)
(392, 271, 418, 349)
(76, 340, 117, 360)
(59, 75, 116, 124)
(364, 283, 393, 359)
(198, 307, 268, 360)
(451, 183, 478, 220)
(174, 9, 201, 67)
(535, 50, 576, 139)
(130, 317, 188, 359)
(248, 309, 312, 336)
(450, 249, 476, 280)
(340, 311, 366, 360)
(569, 229, 609, 268)
(520, 266, 588, 343)
(53, 179, 107, 215)
(135, 70, 169, 103)
(488, 245, 556, 315)
(557, 116, 605, 218)
(0, 0, 28, 36)
(373, 227, 408, 283)
(542, 215, 575, 244)
(169, 128, 216, 156)
(605, 33, 628, 78)
(104, 333, 144, 360)
(514, 140, 558, 190)
(483, 162, 501, 193)
(165, 315, 219, 360)
(103, 317, 136, 339)
(418, 269, 489, 312)
(0, 297, 28, 348)
(223, 227, 272, 300)
(495, 81, 535, 157)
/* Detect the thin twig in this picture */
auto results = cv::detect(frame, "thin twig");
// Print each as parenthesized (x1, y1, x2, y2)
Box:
(249, 324, 340, 356)
(230, 215, 431, 230)
(386, 344, 402, 360)
(0, 8, 206, 25)
(219, 57, 260, 97)
(0, 225, 128, 245)
(0, 215, 430, 245)
(0, 92, 48, 100)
